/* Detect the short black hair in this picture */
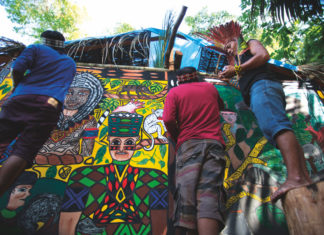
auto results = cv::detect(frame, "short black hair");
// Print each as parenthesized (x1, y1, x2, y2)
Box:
(41, 30, 65, 41)
(176, 66, 199, 84)
(176, 66, 196, 76)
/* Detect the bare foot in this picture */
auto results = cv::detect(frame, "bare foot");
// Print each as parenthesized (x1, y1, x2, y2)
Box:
(271, 179, 312, 203)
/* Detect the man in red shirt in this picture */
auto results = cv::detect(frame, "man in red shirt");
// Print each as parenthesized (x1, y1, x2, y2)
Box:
(163, 67, 226, 235)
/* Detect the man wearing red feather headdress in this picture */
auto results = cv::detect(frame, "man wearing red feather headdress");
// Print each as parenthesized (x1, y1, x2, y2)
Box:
(197, 21, 312, 203)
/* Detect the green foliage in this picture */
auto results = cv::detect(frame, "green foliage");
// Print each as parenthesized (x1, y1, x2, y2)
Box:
(186, 2, 324, 65)
(149, 83, 163, 93)
(113, 22, 135, 34)
(153, 10, 175, 68)
(185, 7, 235, 35)
(99, 98, 120, 112)
(0, 0, 83, 40)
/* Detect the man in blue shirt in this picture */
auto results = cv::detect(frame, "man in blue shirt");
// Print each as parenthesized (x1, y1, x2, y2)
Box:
(0, 30, 76, 196)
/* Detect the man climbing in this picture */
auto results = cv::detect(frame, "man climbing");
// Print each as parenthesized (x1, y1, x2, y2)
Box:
(163, 67, 226, 235)
(197, 21, 312, 202)
(0, 30, 76, 196)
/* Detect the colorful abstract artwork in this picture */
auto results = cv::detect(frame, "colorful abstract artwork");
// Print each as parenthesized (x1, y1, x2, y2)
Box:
(0, 65, 323, 235)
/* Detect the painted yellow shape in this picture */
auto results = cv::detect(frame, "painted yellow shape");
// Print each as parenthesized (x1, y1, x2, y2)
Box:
(226, 191, 271, 208)
(101, 204, 108, 212)
(224, 157, 267, 189)
(222, 123, 236, 151)
(116, 187, 126, 203)
(249, 137, 268, 158)
(111, 219, 125, 223)
(36, 222, 45, 231)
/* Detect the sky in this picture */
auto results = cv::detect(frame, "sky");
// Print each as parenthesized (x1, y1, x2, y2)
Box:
(0, 0, 242, 44)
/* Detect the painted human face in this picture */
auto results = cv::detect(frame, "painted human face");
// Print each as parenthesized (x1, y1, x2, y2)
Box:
(221, 111, 237, 124)
(224, 39, 238, 56)
(64, 87, 90, 110)
(7, 185, 33, 210)
(108, 136, 138, 161)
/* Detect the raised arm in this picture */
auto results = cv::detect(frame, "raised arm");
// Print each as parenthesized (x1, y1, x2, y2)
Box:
(219, 39, 270, 80)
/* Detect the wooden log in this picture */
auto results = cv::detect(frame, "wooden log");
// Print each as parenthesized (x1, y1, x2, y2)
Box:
(164, 5, 188, 69)
(282, 181, 324, 235)
(174, 50, 183, 71)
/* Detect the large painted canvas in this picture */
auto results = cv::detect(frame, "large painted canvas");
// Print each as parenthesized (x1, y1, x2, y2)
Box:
(0, 65, 323, 235)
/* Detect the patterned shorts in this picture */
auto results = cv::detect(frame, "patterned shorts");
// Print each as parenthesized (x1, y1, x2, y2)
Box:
(173, 139, 226, 230)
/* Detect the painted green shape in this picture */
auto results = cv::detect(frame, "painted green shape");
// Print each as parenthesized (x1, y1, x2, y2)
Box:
(45, 166, 57, 178)
(150, 83, 162, 93)
(128, 80, 141, 86)
(139, 171, 145, 177)
(141, 80, 152, 87)
(98, 166, 105, 174)
(79, 176, 95, 187)
(137, 158, 149, 165)
(81, 168, 93, 176)
(135, 179, 144, 188)
(121, 119, 131, 123)
(148, 170, 159, 178)
(133, 193, 141, 207)
(147, 180, 160, 188)
(119, 128, 130, 132)
(99, 126, 109, 139)
(256, 204, 288, 229)
(158, 159, 166, 168)
(110, 80, 122, 88)
(86, 192, 95, 205)
(143, 194, 150, 206)
(129, 224, 148, 234)
(99, 178, 106, 186)
(132, 151, 142, 158)
(159, 144, 166, 159)
(95, 145, 107, 164)
(114, 224, 126, 234)
(97, 192, 106, 204)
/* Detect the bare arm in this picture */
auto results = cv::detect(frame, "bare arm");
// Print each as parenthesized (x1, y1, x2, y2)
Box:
(59, 211, 82, 235)
(219, 40, 270, 79)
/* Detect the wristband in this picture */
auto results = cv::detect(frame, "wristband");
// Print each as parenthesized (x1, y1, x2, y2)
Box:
(234, 65, 242, 75)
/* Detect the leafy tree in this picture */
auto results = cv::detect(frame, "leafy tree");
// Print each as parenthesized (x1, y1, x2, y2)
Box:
(0, 0, 84, 40)
(113, 22, 136, 34)
(250, 0, 323, 23)
(185, 7, 235, 35)
(185, 2, 323, 65)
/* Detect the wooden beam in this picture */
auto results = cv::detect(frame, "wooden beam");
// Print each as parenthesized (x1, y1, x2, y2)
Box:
(282, 181, 324, 235)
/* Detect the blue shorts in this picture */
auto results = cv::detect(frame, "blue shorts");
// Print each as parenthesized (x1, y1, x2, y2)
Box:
(250, 80, 292, 146)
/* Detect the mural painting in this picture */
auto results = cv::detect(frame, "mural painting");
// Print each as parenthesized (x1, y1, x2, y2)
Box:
(0, 65, 323, 235)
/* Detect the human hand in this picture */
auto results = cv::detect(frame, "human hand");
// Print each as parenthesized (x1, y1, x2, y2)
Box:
(219, 65, 235, 79)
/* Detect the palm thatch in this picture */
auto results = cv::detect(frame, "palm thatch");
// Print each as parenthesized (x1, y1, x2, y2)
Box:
(65, 30, 151, 66)
(251, 0, 323, 22)
(297, 63, 324, 89)
(0, 37, 26, 70)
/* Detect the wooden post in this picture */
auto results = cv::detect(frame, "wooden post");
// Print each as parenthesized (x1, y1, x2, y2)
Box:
(164, 6, 188, 69)
(174, 50, 183, 71)
(282, 181, 324, 235)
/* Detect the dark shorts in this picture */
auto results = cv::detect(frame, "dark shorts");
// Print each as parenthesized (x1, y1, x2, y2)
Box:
(173, 139, 226, 230)
(250, 80, 293, 146)
(0, 95, 62, 167)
